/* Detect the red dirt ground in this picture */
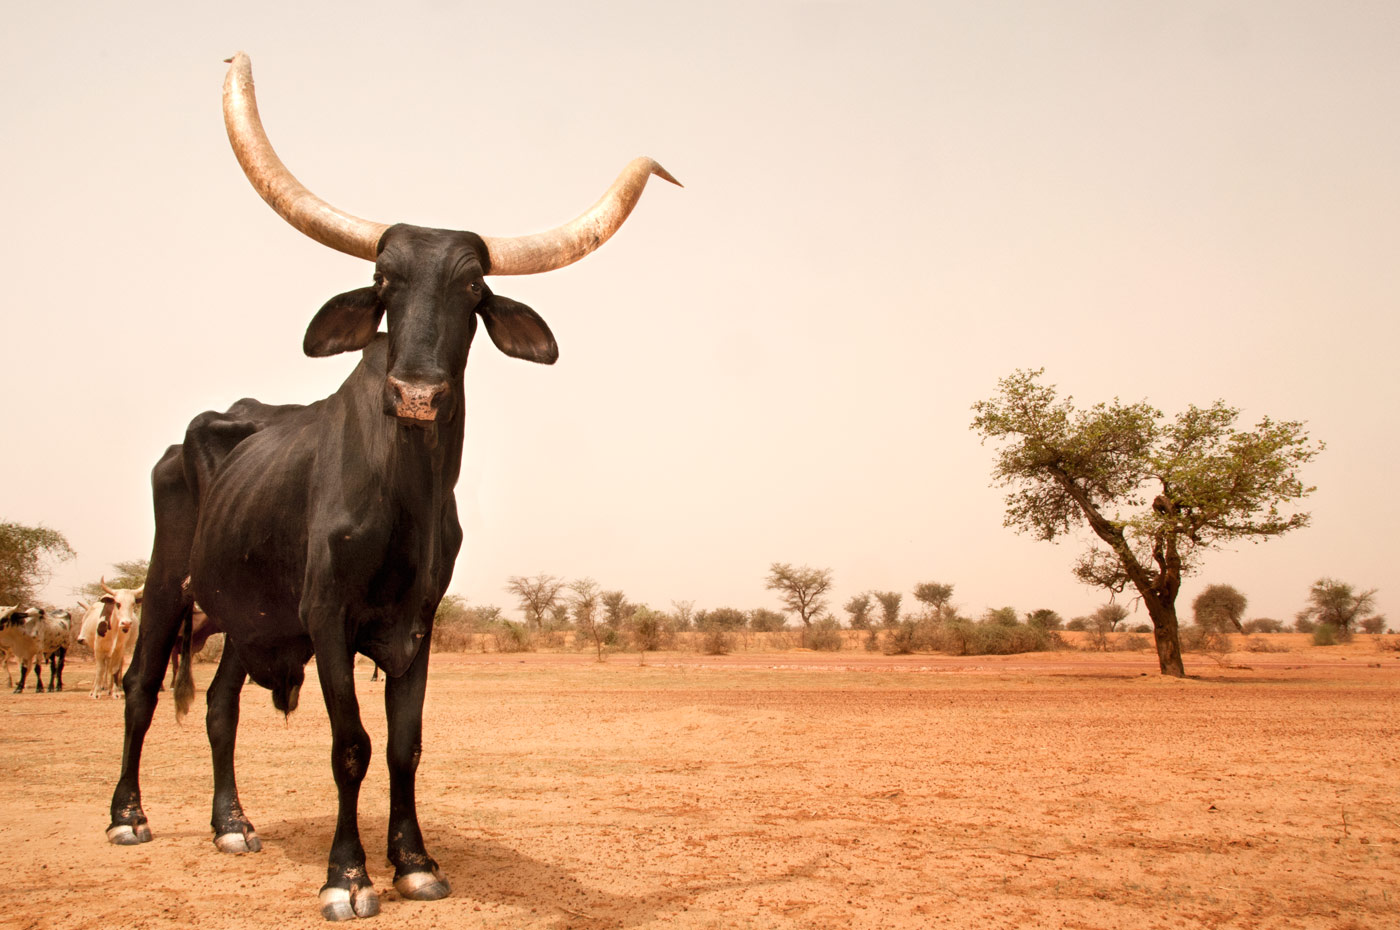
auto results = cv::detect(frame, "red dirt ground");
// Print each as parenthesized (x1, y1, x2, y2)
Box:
(1, 640, 1396, 929)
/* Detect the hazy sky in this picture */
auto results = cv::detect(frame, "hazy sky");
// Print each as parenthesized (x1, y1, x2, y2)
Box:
(4, 1, 1397, 627)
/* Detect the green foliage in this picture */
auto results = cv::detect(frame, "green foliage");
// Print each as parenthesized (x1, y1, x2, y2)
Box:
(913, 582, 955, 613)
(505, 573, 564, 630)
(1293, 616, 1317, 634)
(1179, 624, 1231, 655)
(1092, 602, 1129, 633)
(1311, 623, 1340, 646)
(1193, 584, 1248, 633)
(701, 627, 732, 655)
(698, 607, 747, 632)
(601, 590, 632, 631)
(983, 606, 1019, 627)
(627, 606, 669, 652)
(491, 620, 535, 653)
(0, 521, 76, 605)
(844, 593, 873, 630)
(934, 620, 1058, 656)
(78, 558, 148, 598)
(1243, 617, 1285, 634)
(971, 369, 1322, 677)
(431, 598, 503, 652)
(765, 562, 834, 627)
(872, 591, 903, 628)
(748, 608, 788, 632)
(1296, 578, 1378, 635)
(1025, 608, 1064, 630)
(1360, 615, 1389, 635)
(806, 616, 844, 651)
(885, 616, 1057, 656)
(1066, 617, 1088, 632)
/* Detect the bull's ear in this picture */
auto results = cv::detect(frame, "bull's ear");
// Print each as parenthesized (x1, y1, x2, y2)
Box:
(477, 293, 558, 365)
(304, 286, 384, 357)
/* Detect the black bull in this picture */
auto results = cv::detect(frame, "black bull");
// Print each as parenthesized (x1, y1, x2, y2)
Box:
(108, 53, 677, 922)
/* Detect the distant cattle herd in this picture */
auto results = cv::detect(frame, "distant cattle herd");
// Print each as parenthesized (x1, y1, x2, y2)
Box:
(0, 580, 199, 699)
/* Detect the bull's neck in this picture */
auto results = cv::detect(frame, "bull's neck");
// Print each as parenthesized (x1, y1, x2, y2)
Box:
(337, 339, 466, 498)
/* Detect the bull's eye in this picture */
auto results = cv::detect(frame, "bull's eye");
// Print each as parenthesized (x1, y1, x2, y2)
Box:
(469, 280, 482, 296)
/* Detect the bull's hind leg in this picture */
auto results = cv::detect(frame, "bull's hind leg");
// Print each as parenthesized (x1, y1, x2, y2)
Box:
(207, 642, 261, 853)
(385, 640, 449, 901)
(108, 584, 186, 844)
(108, 445, 197, 846)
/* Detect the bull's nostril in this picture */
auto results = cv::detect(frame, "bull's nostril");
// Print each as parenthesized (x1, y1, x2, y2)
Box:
(386, 376, 449, 422)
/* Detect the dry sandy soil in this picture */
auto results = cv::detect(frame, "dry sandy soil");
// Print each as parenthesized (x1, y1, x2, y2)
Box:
(1, 640, 1396, 930)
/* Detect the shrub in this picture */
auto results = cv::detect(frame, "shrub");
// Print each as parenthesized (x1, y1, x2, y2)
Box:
(1180, 625, 1230, 655)
(1066, 617, 1088, 631)
(1117, 633, 1150, 651)
(806, 617, 844, 651)
(1244, 635, 1290, 653)
(491, 620, 535, 653)
(1293, 616, 1316, 634)
(1130, 623, 1152, 634)
(1311, 623, 1341, 646)
(884, 620, 919, 655)
(863, 626, 881, 652)
(1025, 608, 1064, 631)
(1360, 616, 1388, 635)
(1243, 617, 1285, 634)
(701, 628, 732, 655)
(628, 607, 668, 652)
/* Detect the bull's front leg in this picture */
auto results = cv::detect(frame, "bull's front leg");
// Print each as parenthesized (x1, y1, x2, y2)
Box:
(311, 626, 378, 921)
(384, 639, 449, 902)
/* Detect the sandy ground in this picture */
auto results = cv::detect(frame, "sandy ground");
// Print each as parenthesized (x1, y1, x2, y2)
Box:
(1, 640, 1396, 930)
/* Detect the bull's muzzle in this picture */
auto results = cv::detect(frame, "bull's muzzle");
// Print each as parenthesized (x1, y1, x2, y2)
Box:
(386, 376, 450, 423)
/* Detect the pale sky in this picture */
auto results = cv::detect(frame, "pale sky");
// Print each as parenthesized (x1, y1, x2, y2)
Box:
(4, 1, 1397, 627)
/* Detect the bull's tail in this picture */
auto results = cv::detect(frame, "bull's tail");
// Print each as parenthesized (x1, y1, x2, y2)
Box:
(173, 607, 195, 722)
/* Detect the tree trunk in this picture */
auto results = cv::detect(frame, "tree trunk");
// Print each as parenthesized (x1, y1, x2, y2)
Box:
(1143, 601, 1186, 677)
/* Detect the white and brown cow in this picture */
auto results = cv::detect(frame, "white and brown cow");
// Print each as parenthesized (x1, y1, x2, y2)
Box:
(76, 580, 143, 698)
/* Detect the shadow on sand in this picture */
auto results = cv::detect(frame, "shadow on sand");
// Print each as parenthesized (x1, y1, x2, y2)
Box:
(270, 812, 810, 926)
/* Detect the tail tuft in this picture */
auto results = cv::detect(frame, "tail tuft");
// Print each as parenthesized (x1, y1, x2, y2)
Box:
(173, 607, 195, 722)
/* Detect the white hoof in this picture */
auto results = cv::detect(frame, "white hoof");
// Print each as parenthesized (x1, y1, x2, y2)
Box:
(394, 868, 451, 900)
(319, 886, 379, 921)
(214, 831, 262, 854)
(107, 823, 151, 845)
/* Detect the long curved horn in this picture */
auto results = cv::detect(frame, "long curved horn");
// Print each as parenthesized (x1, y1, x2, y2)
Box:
(100, 577, 117, 598)
(222, 52, 389, 261)
(482, 157, 682, 275)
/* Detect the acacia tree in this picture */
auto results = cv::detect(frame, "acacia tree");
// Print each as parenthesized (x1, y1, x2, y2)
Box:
(1192, 584, 1247, 633)
(1296, 579, 1380, 636)
(913, 582, 955, 621)
(600, 590, 633, 633)
(1092, 602, 1130, 633)
(872, 591, 903, 628)
(765, 563, 833, 636)
(971, 369, 1321, 677)
(0, 522, 75, 605)
(505, 573, 564, 631)
(79, 559, 149, 599)
(843, 593, 873, 630)
(567, 578, 606, 659)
